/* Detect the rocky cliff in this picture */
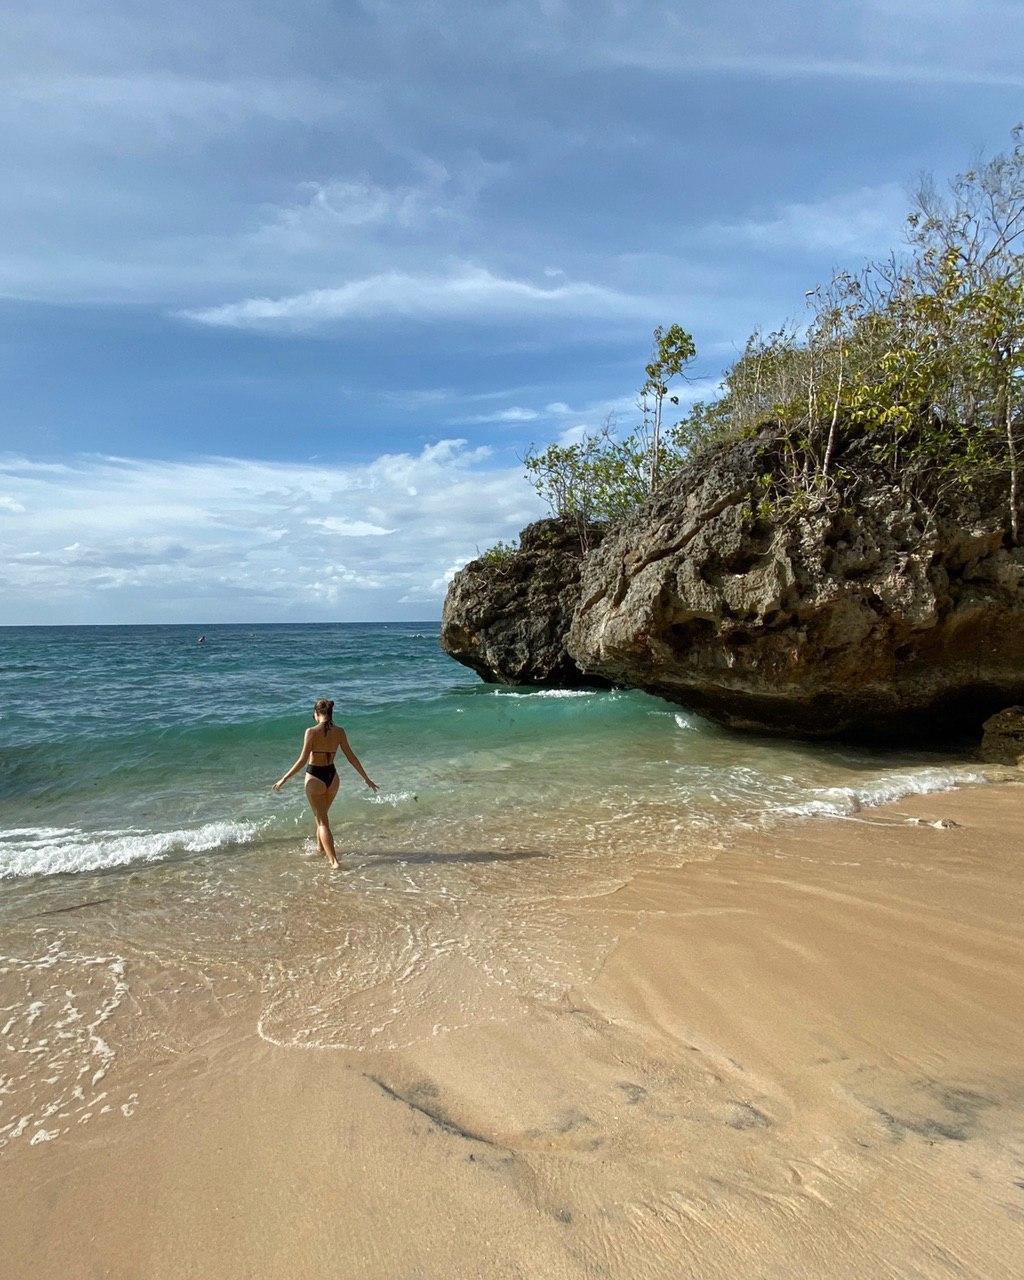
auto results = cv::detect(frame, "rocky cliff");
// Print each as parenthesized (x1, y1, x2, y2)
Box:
(441, 435, 1024, 739)
(979, 707, 1024, 764)
(568, 435, 1024, 738)
(440, 518, 607, 687)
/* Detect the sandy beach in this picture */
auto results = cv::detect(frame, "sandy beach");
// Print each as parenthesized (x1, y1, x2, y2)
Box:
(5, 779, 1024, 1280)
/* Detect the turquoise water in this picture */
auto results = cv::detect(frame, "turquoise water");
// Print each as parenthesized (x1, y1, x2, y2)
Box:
(0, 623, 987, 1152)
(0, 622, 985, 879)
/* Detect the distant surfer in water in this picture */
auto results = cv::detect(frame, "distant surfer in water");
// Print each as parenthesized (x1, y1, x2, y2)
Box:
(272, 698, 378, 869)
(197, 635, 206, 645)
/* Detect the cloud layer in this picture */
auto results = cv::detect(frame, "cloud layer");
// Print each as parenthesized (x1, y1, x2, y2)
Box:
(0, 445, 543, 624)
(2, 0, 1014, 313)
(0, 1, 1016, 621)
(180, 266, 651, 330)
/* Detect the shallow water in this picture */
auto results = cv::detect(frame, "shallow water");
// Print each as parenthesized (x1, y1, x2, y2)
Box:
(0, 623, 986, 1150)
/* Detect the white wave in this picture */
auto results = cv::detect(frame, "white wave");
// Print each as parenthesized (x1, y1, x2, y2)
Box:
(0, 819, 270, 879)
(674, 713, 698, 730)
(369, 790, 419, 806)
(774, 768, 986, 819)
(493, 689, 599, 699)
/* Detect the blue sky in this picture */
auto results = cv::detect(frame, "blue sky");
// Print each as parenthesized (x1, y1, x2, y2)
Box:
(0, 0, 1020, 623)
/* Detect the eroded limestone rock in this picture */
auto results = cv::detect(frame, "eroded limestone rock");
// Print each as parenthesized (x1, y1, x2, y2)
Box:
(566, 437, 1024, 739)
(979, 707, 1024, 764)
(440, 519, 607, 687)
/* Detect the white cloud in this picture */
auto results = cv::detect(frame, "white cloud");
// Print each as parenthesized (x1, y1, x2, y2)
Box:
(307, 516, 396, 536)
(545, 396, 637, 420)
(250, 178, 437, 252)
(0, 444, 544, 623)
(705, 184, 910, 257)
(601, 49, 1024, 89)
(572, 1, 1024, 88)
(427, 556, 473, 596)
(2, 0, 1021, 319)
(0, 495, 26, 513)
(547, 379, 723, 444)
(455, 407, 540, 424)
(178, 265, 652, 330)
(439, 383, 726, 447)
(249, 156, 507, 253)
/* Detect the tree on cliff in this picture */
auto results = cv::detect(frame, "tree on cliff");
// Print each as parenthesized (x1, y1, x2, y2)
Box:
(522, 325, 697, 540)
(905, 130, 1024, 539)
(639, 324, 697, 491)
(520, 127, 1024, 544)
(683, 128, 1024, 536)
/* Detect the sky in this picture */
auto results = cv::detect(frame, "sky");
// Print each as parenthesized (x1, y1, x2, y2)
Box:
(0, 0, 1021, 624)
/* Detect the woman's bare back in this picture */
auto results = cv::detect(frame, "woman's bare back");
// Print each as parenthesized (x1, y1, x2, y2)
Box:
(308, 724, 343, 766)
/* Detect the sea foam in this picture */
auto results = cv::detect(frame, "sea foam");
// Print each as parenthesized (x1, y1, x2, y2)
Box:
(772, 767, 985, 819)
(492, 689, 600, 699)
(0, 819, 269, 879)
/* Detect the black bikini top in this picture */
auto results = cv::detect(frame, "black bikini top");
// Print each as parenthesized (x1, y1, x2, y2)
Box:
(310, 727, 338, 762)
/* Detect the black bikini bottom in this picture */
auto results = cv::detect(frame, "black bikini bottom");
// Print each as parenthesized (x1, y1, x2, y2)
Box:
(305, 764, 337, 786)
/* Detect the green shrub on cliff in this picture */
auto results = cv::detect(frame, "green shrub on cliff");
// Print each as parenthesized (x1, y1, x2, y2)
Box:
(478, 538, 519, 566)
(682, 127, 1024, 532)
(523, 324, 697, 531)
(525, 128, 1024, 541)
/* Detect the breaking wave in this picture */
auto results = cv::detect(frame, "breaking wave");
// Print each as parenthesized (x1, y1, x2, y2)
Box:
(772, 768, 986, 819)
(0, 820, 270, 879)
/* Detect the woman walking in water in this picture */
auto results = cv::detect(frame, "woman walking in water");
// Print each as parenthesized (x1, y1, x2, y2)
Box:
(272, 698, 378, 868)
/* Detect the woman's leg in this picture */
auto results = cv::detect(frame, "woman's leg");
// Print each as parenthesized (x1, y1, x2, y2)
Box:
(320, 774, 341, 858)
(305, 775, 341, 868)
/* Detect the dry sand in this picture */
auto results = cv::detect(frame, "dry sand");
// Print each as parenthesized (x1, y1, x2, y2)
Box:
(5, 782, 1024, 1279)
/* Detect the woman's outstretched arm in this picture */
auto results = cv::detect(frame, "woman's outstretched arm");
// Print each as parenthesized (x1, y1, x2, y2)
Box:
(338, 729, 379, 791)
(272, 729, 313, 791)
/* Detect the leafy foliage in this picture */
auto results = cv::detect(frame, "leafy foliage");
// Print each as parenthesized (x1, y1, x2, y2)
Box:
(523, 127, 1024, 542)
(477, 538, 519, 566)
(522, 326, 698, 541)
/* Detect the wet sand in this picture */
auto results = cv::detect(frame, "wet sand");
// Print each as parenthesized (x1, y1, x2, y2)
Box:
(5, 782, 1024, 1279)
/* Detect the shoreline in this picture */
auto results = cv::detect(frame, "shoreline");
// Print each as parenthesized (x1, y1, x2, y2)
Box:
(5, 778, 1024, 1278)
